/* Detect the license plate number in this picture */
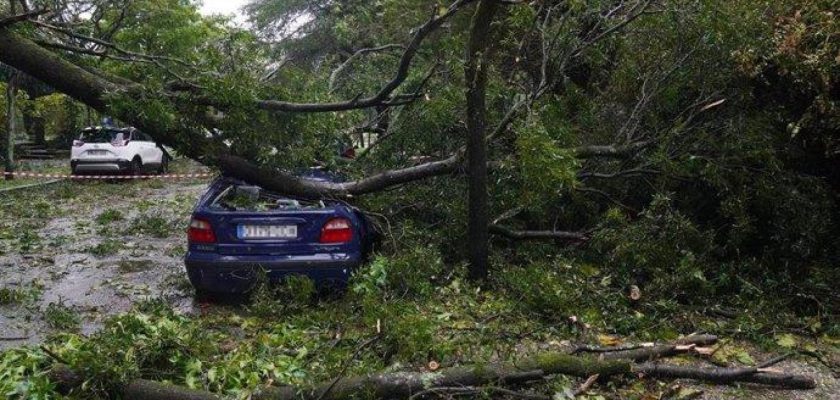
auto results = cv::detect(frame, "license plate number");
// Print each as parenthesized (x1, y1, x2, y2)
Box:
(238, 224, 297, 239)
(88, 150, 108, 156)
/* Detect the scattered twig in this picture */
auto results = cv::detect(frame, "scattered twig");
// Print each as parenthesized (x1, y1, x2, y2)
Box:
(758, 352, 795, 369)
(0, 336, 29, 341)
(573, 343, 653, 354)
(573, 374, 599, 397)
(40, 345, 69, 365)
(315, 335, 380, 400)
(408, 386, 550, 400)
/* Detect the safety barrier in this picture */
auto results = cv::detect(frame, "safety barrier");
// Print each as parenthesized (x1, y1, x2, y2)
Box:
(2, 171, 215, 180)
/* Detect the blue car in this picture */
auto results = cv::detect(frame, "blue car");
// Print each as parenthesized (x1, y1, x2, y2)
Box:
(184, 176, 375, 296)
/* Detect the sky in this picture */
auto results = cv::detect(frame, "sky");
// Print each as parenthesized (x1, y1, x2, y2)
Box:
(198, 0, 251, 23)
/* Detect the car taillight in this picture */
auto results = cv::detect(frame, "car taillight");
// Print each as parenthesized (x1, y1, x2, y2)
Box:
(72, 140, 84, 147)
(188, 217, 216, 244)
(319, 217, 353, 243)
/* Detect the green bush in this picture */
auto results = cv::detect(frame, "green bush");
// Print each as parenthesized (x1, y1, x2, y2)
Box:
(591, 195, 716, 302)
(351, 245, 445, 299)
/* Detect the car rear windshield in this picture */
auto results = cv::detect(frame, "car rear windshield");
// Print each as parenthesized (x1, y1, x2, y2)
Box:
(80, 129, 129, 143)
(210, 184, 326, 212)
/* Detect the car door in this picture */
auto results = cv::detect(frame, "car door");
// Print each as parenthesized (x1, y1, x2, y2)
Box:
(136, 132, 162, 165)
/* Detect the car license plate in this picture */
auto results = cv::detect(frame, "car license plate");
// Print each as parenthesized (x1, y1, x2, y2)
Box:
(238, 224, 297, 239)
(88, 150, 108, 156)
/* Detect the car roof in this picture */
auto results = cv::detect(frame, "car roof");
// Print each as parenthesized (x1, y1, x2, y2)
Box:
(218, 168, 344, 187)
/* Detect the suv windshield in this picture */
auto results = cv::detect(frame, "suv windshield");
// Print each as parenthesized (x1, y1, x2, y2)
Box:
(80, 129, 129, 143)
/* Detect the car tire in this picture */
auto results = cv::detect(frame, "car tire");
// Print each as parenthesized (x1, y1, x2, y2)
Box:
(130, 157, 143, 176)
(194, 288, 242, 304)
(157, 154, 169, 175)
(194, 288, 216, 302)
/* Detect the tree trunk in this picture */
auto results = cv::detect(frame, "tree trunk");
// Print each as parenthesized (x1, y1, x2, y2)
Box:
(464, 0, 499, 281)
(48, 335, 816, 400)
(24, 111, 45, 145)
(23, 88, 46, 145)
(4, 73, 16, 179)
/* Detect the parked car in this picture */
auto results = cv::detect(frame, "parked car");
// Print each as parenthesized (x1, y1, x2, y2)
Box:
(184, 176, 376, 296)
(70, 127, 169, 175)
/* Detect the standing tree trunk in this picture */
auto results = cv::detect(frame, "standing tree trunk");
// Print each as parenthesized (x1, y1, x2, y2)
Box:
(4, 73, 16, 179)
(464, 0, 499, 280)
(25, 88, 46, 145)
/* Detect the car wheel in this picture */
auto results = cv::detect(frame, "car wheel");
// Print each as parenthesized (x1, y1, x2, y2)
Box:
(130, 157, 143, 176)
(158, 154, 169, 175)
(194, 288, 216, 302)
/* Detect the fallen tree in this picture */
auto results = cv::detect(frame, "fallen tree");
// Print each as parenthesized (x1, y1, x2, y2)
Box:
(48, 335, 815, 400)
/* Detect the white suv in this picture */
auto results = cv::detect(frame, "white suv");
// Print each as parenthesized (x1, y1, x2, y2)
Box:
(70, 127, 169, 175)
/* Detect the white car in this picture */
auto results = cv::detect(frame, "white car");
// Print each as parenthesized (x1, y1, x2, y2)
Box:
(70, 127, 169, 175)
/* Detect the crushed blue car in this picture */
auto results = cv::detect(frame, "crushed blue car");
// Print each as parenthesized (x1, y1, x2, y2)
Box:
(184, 175, 375, 296)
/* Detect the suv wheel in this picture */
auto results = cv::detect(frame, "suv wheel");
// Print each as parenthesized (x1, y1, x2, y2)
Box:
(158, 155, 169, 175)
(130, 158, 143, 176)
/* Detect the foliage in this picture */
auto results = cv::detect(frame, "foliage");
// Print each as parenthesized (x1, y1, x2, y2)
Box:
(127, 216, 177, 238)
(94, 209, 124, 225)
(44, 301, 80, 331)
(0, 282, 42, 305)
(86, 239, 123, 257)
(351, 244, 446, 300)
(513, 113, 580, 209)
(591, 195, 715, 302)
(0, 348, 54, 399)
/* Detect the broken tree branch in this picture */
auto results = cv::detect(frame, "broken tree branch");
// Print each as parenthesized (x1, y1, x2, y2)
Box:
(257, 0, 476, 113)
(0, 8, 48, 28)
(47, 335, 815, 400)
(329, 44, 405, 92)
(573, 141, 651, 159)
(633, 363, 815, 388)
(489, 224, 588, 241)
(572, 374, 599, 397)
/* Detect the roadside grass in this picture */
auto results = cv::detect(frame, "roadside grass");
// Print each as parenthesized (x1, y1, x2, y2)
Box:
(126, 216, 176, 238)
(44, 301, 81, 331)
(0, 282, 43, 305)
(0, 160, 67, 191)
(116, 259, 153, 273)
(87, 239, 124, 257)
(95, 209, 124, 225)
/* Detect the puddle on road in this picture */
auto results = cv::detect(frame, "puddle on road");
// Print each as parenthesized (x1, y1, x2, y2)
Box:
(0, 174, 213, 349)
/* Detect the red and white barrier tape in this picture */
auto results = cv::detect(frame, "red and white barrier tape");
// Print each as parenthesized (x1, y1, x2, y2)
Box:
(3, 171, 215, 180)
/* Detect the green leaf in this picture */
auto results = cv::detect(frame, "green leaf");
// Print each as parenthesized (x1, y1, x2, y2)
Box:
(775, 333, 798, 348)
(735, 350, 754, 365)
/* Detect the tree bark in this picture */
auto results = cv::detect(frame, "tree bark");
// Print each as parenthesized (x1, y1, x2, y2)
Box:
(4, 72, 16, 179)
(464, 0, 499, 281)
(489, 224, 588, 241)
(48, 335, 816, 399)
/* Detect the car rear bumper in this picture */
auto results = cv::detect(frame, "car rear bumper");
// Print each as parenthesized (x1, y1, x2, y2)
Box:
(71, 159, 131, 173)
(184, 251, 360, 293)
